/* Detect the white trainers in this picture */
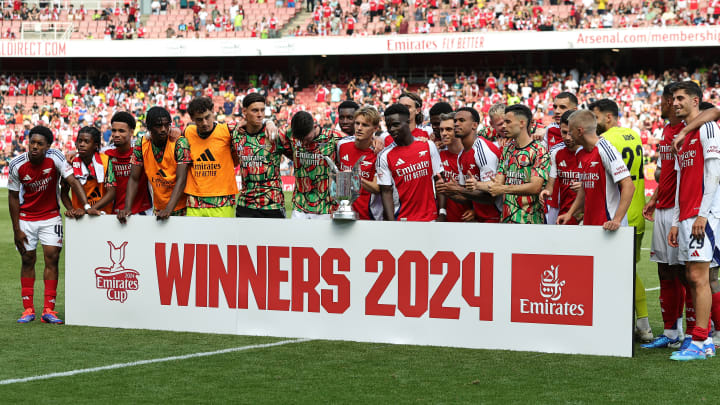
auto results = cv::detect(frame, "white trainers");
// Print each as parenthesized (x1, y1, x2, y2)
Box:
(635, 328, 654, 343)
(713, 331, 720, 347)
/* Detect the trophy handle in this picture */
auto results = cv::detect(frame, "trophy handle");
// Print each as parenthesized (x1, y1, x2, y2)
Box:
(352, 156, 365, 172)
(322, 155, 339, 173)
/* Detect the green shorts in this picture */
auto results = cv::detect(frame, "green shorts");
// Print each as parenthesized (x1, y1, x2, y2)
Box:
(186, 206, 235, 218)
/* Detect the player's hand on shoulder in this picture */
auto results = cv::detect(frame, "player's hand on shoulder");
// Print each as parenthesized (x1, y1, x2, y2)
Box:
(65, 149, 77, 163)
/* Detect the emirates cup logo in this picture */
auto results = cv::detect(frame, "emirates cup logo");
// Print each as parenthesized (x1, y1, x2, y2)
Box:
(94, 241, 139, 303)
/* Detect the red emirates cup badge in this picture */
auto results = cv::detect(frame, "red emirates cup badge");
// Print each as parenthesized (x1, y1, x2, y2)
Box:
(94, 241, 139, 303)
(511, 254, 593, 326)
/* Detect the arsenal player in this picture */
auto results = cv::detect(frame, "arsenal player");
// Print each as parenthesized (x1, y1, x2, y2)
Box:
(542, 92, 578, 225)
(488, 104, 549, 224)
(10, 126, 91, 324)
(105, 112, 153, 216)
(337, 100, 359, 138)
(450, 107, 502, 223)
(641, 82, 687, 349)
(382, 91, 432, 147)
(336, 106, 382, 220)
(377, 104, 445, 221)
(434, 112, 474, 222)
(668, 82, 720, 360)
(540, 111, 582, 225)
(558, 110, 634, 232)
(118, 107, 189, 223)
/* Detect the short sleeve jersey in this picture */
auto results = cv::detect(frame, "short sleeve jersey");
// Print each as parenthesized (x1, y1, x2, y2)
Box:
(677, 122, 720, 221)
(439, 148, 471, 222)
(104, 145, 153, 213)
(8, 149, 72, 221)
(497, 140, 549, 224)
(577, 139, 631, 226)
(457, 137, 501, 222)
(655, 122, 685, 210)
(549, 144, 582, 217)
(377, 139, 443, 221)
(234, 125, 288, 211)
(337, 137, 378, 220)
(286, 127, 340, 214)
(601, 126, 645, 234)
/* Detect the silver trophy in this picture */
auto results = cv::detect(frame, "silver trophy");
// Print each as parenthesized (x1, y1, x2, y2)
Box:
(323, 155, 364, 220)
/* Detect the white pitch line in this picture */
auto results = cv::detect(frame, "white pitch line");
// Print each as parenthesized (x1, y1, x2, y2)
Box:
(645, 287, 660, 292)
(641, 248, 650, 251)
(0, 338, 311, 386)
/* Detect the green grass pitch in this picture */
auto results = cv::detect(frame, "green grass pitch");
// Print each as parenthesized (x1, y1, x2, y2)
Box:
(0, 191, 717, 403)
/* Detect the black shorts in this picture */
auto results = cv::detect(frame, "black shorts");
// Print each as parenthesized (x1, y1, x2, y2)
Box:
(235, 205, 286, 218)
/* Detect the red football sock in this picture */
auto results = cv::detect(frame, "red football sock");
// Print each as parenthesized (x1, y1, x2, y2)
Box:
(659, 279, 678, 329)
(21, 277, 34, 311)
(712, 292, 720, 332)
(685, 285, 696, 336)
(691, 326, 709, 343)
(44, 279, 58, 311)
(674, 277, 686, 326)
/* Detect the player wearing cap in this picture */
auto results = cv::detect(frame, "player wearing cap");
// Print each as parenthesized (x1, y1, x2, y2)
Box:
(234, 93, 288, 218)
(118, 106, 189, 222)
(540, 111, 582, 225)
(284, 111, 341, 219)
(377, 104, 445, 221)
(488, 104, 549, 224)
(558, 110, 634, 233)
(10, 126, 92, 324)
(336, 106, 382, 220)
(641, 82, 687, 349)
(589, 98, 652, 342)
(183, 96, 239, 218)
(667, 81, 720, 360)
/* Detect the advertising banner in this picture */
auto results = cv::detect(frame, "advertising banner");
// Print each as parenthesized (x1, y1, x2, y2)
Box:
(66, 216, 634, 357)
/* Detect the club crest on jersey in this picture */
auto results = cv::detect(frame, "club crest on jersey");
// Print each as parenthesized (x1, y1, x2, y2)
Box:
(42, 168, 52, 174)
(94, 241, 139, 303)
(590, 162, 600, 168)
(361, 160, 372, 166)
(418, 150, 428, 157)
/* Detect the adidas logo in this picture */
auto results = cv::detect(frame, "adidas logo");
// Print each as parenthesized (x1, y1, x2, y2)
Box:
(196, 149, 216, 162)
(396, 158, 406, 165)
(578, 162, 582, 168)
(691, 250, 700, 257)
(156, 169, 168, 178)
(342, 154, 349, 161)
(442, 160, 449, 166)
(22, 174, 32, 181)
(43, 168, 52, 174)
(559, 161, 567, 167)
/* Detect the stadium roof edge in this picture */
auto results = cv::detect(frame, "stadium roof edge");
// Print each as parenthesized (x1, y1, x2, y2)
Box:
(1, 27, 719, 58)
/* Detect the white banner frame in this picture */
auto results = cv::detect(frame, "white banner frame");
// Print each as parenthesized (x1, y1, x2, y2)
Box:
(66, 216, 634, 357)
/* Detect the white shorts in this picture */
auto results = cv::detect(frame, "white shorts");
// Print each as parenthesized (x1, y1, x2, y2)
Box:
(650, 208, 680, 265)
(546, 206, 559, 225)
(291, 210, 331, 220)
(18, 216, 63, 251)
(677, 215, 720, 265)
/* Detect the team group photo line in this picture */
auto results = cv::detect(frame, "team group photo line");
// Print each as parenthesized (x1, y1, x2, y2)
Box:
(9, 81, 720, 361)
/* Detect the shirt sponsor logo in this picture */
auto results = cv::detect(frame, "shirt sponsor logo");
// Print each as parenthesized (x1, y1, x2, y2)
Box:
(511, 253, 593, 326)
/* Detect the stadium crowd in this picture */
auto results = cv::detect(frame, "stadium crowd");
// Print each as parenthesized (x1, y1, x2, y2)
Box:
(2, 64, 720, 172)
(3, 0, 720, 39)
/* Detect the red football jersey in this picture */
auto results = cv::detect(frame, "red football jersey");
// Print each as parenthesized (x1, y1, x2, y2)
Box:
(377, 140, 443, 221)
(577, 139, 630, 226)
(549, 144, 582, 224)
(439, 149, 471, 222)
(457, 137, 501, 222)
(655, 122, 684, 210)
(337, 137, 378, 220)
(8, 149, 72, 221)
(677, 122, 720, 221)
(104, 147, 152, 214)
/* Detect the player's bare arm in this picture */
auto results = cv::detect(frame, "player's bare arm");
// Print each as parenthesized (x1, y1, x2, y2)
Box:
(605, 176, 635, 231)
(117, 164, 143, 224)
(157, 162, 189, 220)
(673, 106, 720, 153)
(558, 187, 585, 225)
(539, 176, 556, 202)
(8, 190, 28, 255)
(65, 174, 97, 216)
(379, 185, 395, 221)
